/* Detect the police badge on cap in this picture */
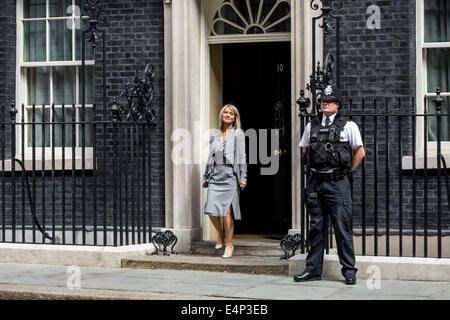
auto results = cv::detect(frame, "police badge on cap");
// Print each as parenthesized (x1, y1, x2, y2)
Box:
(319, 85, 342, 106)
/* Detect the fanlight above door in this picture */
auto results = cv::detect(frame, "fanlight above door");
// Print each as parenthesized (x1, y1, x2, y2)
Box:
(211, 0, 291, 36)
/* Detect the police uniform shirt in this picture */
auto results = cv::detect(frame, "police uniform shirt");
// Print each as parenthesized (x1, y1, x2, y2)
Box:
(299, 113, 364, 150)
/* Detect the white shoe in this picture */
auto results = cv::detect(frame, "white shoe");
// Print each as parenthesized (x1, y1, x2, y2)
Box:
(215, 237, 225, 250)
(222, 245, 234, 259)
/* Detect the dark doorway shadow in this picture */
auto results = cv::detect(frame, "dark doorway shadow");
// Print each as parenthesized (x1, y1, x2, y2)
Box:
(223, 42, 292, 235)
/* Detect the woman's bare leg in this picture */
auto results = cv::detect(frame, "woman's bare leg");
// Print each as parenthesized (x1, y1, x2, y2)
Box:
(223, 207, 234, 255)
(209, 215, 224, 245)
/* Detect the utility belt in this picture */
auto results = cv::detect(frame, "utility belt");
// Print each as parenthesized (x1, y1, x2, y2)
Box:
(307, 167, 349, 182)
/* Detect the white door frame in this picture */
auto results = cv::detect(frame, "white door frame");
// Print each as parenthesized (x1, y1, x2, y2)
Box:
(164, 0, 318, 247)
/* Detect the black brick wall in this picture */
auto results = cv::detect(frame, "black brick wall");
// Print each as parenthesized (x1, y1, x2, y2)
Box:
(0, 0, 16, 121)
(94, 0, 165, 228)
(326, 1, 449, 234)
(331, 0, 416, 101)
(0, 0, 448, 246)
(0, 0, 165, 244)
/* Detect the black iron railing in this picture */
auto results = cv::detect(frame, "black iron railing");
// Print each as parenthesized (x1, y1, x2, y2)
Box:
(297, 90, 450, 258)
(0, 78, 157, 246)
(0, 0, 158, 247)
(291, 0, 450, 259)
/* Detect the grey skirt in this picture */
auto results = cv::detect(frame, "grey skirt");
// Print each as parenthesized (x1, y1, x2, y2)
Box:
(204, 164, 241, 220)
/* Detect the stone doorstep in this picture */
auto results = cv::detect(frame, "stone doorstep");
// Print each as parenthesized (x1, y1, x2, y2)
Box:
(289, 254, 450, 282)
(191, 241, 338, 257)
(191, 240, 286, 257)
(121, 254, 290, 276)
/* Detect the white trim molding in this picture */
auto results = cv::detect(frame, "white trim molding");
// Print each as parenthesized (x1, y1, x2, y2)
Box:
(209, 0, 291, 36)
(16, 0, 96, 163)
(164, 0, 314, 242)
(207, 32, 291, 44)
(0, 158, 94, 172)
(402, 153, 450, 170)
(163, 0, 203, 251)
(416, 0, 450, 156)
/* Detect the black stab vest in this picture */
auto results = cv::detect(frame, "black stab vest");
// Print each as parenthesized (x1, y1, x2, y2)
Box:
(305, 113, 352, 172)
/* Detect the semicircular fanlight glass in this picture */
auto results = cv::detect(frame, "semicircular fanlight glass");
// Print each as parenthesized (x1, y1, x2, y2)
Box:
(211, 0, 291, 36)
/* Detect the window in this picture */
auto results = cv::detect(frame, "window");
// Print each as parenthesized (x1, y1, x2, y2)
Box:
(208, 0, 291, 43)
(419, 0, 450, 143)
(18, 0, 95, 156)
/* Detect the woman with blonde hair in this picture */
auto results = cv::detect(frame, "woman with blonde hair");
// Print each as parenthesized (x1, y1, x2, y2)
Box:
(203, 104, 247, 258)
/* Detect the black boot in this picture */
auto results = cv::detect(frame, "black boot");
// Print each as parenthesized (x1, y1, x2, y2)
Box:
(344, 273, 356, 285)
(293, 271, 322, 282)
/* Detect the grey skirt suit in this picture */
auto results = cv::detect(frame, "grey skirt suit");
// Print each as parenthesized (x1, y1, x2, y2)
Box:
(203, 128, 247, 220)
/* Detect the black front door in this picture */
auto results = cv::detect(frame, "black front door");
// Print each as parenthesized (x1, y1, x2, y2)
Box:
(223, 42, 291, 235)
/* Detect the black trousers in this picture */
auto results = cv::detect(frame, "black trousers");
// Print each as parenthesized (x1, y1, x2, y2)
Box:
(304, 175, 358, 277)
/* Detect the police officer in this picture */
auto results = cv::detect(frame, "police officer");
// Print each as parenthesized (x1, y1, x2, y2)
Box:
(294, 85, 365, 285)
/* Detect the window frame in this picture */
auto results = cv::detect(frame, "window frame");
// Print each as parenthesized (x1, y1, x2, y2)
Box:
(207, 0, 291, 44)
(16, 0, 95, 164)
(416, 0, 450, 157)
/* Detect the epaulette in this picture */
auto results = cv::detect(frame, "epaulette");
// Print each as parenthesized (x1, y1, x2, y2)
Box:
(333, 113, 348, 130)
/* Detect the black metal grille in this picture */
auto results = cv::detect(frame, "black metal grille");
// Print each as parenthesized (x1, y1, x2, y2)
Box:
(295, 0, 450, 259)
(297, 93, 450, 258)
(0, 97, 157, 246)
(0, 0, 159, 247)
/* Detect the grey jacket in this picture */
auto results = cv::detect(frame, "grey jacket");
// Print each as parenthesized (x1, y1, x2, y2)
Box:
(203, 128, 247, 184)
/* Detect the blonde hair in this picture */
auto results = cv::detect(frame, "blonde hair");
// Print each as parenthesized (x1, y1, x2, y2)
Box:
(218, 104, 241, 132)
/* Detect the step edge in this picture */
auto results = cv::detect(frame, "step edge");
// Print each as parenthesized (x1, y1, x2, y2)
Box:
(122, 259, 288, 266)
(122, 259, 289, 275)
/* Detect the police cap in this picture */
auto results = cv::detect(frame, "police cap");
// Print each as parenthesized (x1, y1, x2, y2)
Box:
(319, 85, 342, 106)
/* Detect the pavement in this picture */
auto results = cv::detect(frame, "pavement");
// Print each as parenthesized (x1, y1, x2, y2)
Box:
(0, 263, 449, 300)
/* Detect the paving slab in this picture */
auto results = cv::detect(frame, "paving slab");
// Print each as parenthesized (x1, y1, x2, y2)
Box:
(116, 269, 279, 287)
(113, 268, 278, 283)
(83, 277, 241, 297)
(0, 284, 233, 300)
(324, 294, 428, 300)
(429, 286, 450, 300)
(229, 284, 343, 300)
(337, 280, 450, 298)
(0, 263, 449, 300)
